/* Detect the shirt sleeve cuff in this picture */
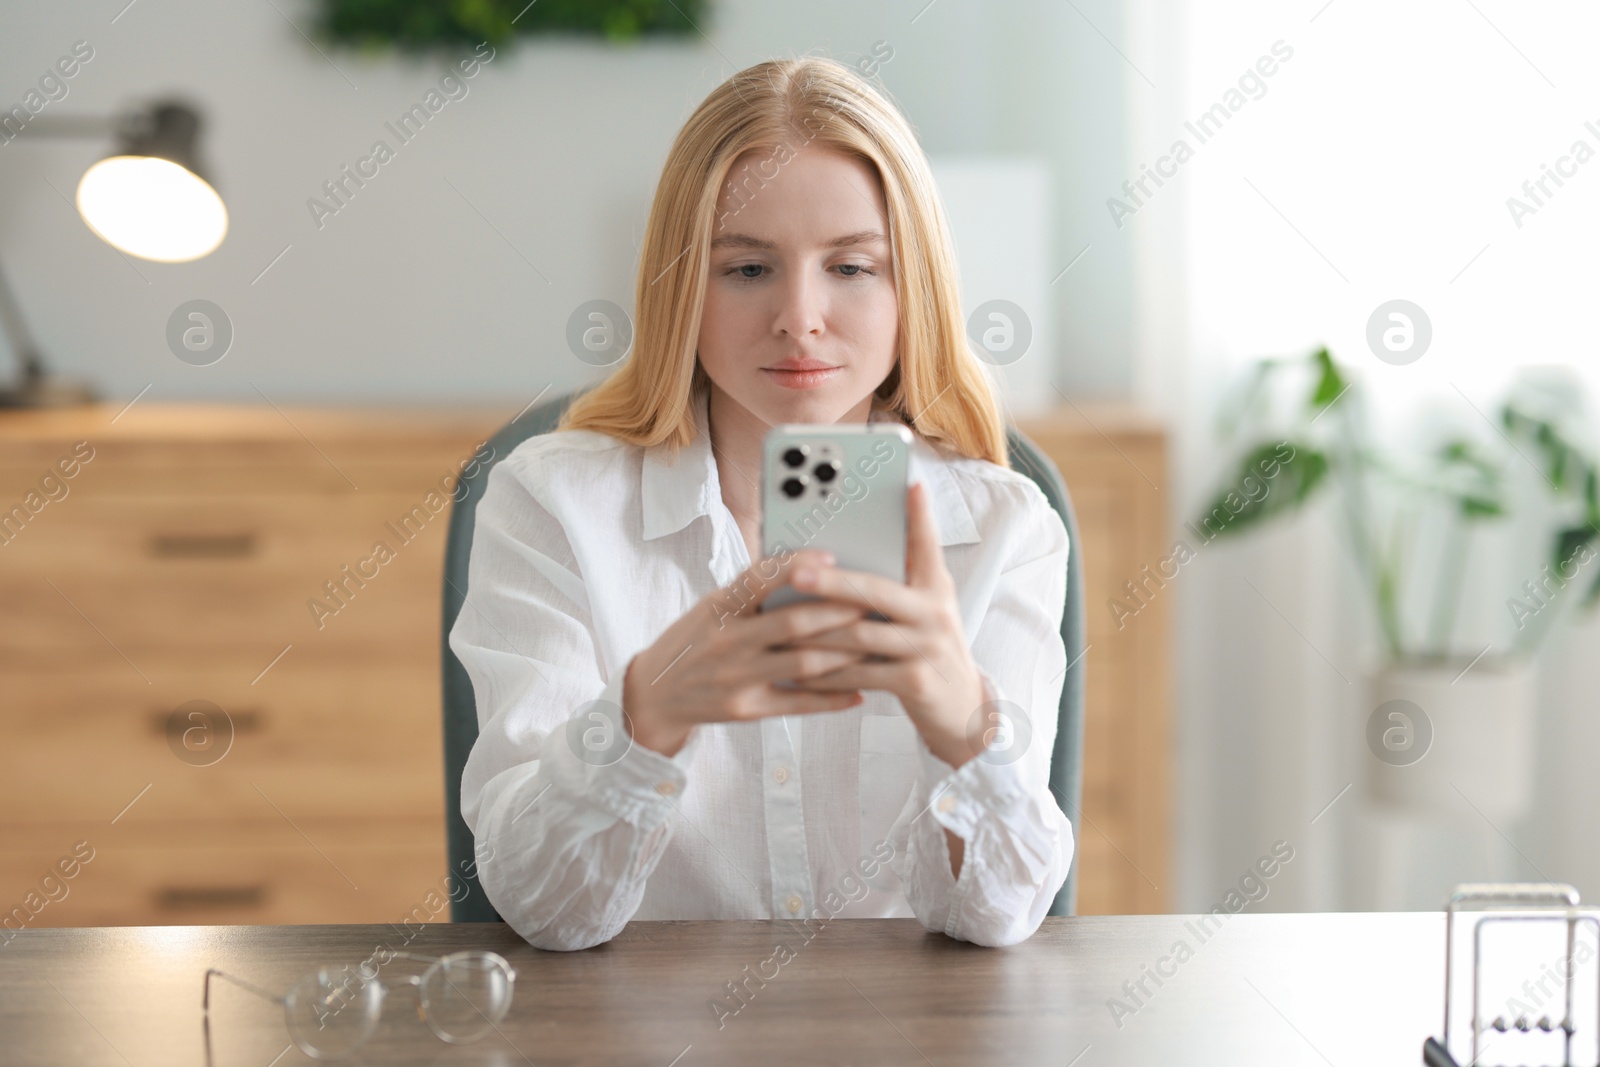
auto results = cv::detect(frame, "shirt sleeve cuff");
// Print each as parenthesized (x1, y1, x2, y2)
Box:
(917, 737, 1029, 837)
(539, 671, 702, 832)
(916, 671, 1030, 838)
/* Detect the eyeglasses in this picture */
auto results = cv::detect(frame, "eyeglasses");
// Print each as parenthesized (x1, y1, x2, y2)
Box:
(203, 950, 517, 1060)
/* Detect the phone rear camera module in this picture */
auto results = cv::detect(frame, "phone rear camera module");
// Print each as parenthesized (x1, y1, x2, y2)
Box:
(813, 461, 839, 483)
(782, 446, 809, 468)
(781, 476, 807, 498)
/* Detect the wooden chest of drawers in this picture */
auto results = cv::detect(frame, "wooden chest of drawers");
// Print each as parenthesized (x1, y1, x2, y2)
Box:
(0, 404, 500, 929)
(0, 401, 1168, 926)
(1019, 405, 1170, 915)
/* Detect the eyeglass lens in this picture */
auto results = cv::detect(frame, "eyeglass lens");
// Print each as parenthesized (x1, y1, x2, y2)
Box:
(284, 967, 383, 1059)
(420, 952, 515, 1043)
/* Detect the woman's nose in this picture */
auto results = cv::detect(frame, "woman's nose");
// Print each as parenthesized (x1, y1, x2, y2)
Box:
(772, 268, 824, 337)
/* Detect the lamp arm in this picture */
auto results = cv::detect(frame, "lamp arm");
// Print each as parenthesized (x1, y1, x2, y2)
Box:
(3, 113, 118, 140)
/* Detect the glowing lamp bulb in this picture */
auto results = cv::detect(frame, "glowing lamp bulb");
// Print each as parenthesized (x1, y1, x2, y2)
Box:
(75, 155, 228, 263)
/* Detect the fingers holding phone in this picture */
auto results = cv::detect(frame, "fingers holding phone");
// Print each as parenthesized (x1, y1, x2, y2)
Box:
(622, 548, 869, 758)
(785, 482, 987, 769)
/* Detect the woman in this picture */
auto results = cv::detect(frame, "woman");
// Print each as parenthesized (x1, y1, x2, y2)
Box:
(451, 56, 1074, 951)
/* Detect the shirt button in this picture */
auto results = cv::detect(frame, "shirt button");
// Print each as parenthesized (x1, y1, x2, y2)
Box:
(655, 781, 677, 796)
(773, 767, 789, 784)
(937, 795, 957, 814)
(785, 894, 803, 914)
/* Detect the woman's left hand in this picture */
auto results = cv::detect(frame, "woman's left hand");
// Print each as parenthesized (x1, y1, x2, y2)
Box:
(786, 481, 987, 769)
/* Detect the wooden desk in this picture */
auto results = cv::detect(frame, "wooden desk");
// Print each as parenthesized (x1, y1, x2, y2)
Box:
(2, 914, 1441, 1065)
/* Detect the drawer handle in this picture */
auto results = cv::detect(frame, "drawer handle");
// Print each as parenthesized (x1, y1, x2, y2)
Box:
(149, 707, 265, 736)
(154, 884, 265, 910)
(147, 532, 258, 559)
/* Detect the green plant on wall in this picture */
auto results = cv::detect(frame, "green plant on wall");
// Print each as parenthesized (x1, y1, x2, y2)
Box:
(1197, 347, 1600, 664)
(313, 0, 709, 51)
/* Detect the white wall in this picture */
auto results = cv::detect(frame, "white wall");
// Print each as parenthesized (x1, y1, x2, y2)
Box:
(0, 0, 1136, 408)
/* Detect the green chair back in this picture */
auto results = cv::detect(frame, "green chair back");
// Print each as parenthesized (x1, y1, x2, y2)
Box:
(442, 394, 1086, 921)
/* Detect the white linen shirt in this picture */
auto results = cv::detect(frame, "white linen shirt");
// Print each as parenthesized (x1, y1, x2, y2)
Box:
(450, 397, 1075, 951)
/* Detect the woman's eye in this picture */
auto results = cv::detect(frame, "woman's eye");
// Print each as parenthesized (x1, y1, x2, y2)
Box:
(722, 262, 876, 282)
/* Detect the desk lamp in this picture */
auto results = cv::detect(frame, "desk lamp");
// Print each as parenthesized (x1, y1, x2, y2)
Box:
(0, 99, 227, 407)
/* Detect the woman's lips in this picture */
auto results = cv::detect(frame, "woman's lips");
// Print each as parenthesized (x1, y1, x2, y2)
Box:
(762, 366, 842, 390)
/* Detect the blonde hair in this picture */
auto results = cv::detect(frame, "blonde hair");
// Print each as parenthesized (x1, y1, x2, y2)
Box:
(560, 56, 1007, 464)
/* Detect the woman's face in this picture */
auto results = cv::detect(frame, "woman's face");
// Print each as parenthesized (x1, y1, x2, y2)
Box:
(697, 143, 899, 428)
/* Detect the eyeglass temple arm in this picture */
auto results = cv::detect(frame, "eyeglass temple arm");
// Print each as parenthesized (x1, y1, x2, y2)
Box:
(203, 968, 287, 1014)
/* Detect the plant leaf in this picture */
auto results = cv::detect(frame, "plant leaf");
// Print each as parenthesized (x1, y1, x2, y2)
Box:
(1433, 437, 1506, 521)
(1553, 525, 1595, 578)
(1459, 496, 1505, 518)
(1193, 442, 1328, 539)
(1309, 347, 1346, 412)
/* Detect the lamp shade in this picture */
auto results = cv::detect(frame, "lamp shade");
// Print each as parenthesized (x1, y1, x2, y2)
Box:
(74, 102, 227, 262)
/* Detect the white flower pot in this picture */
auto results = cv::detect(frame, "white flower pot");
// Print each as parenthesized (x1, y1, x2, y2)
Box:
(1364, 659, 1537, 823)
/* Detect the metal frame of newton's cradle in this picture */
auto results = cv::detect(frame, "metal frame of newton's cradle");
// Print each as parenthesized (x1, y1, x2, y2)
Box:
(1425, 883, 1600, 1067)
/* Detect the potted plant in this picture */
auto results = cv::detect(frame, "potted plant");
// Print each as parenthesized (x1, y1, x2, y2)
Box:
(1198, 348, 1600, 822)
(310, 0, 707, 50)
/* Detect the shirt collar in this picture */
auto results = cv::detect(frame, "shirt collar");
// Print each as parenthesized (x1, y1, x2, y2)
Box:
(639, 391, 980, 547)
(640, 392, 721, 542)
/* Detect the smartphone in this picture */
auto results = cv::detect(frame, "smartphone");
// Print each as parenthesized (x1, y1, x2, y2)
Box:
(759, 422, 912, 613)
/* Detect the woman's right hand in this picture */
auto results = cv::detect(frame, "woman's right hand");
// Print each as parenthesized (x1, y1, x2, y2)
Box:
(622, 549, 868, 757)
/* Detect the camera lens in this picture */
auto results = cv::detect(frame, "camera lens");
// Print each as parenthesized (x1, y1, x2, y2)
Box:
(813, 461, 839, 483)
(781, 476, 806, 498)
(782, 446, 808, 468)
